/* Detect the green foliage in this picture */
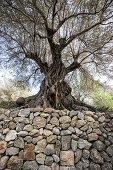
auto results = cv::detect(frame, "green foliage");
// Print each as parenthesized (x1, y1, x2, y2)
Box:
(92, 88, 113, 112)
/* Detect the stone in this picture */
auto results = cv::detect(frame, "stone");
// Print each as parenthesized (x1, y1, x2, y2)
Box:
(78, 138, 92, 149)
(76, 120, 86, 128)
(5, 130, 17, 141)
(88, 133, 98, 141)
(3, 128, 9, 134)
(89, 162, 101, 170)
(106, 145, 113, 156)
(33, 117, 46, 129)
(29, 129, 39, 136)
(53, 127, 60, 135)
(23, 161, 38, 170)
(35, 139, 47, 153)
(39, 128, 44, 135)
(44, 108, 53, 113)
(43, 129, 53, 137)
(14, 117, 29, 124)
(85, 111, 94, 116)
(9, 122, 16, 130)
(46, 124, 54, 130)
(101, 162, 112, 170)
(18, 108, 30, 117)
(34, 112, 40, 117)
(19, 150, 24, 159)
(6, 147, 19, 155)
(24, 136, 32, 143)
(71, 139, 77, 151)
(38, 165, 51, 170)
(62, 136, 71, 150)
(90, 149, 104, 164)
(16, 97, 25, 106)
(44, 144, 55, 155)
(72, 134, 79, 140)
(16, 123, 24, 132)
(74, 149, 82, 163)
(75, 128, 83, 135)
(45, 156, 53, 166)
(60, 151, 74, 166)
(24, 144, 35, 160)
(78, 112, 84, 120)
(61, 130, 72, 135)
(47, 135, 57, 143)
(98, 116, 105, 123)
(60, 123, 70, 130)
(0, 156, 8, 169)
(18, 131, 28, 137)
(85, 116, 95, 122)
(68, 126, 75, 133)
(50, 117, 59, 126)
(75, 161, 83, 170)
(59, 116, 71, 124)
(80, 124, 89, 131)
(53, 154, 60, 163)
(0, 141, 7, 154)
(52, 163, 59, 170)
(23, 125, 33, 132)
(7, 156, 23, 170)
(93, 140, 105, 151)
(0, 114, 6, 121)
(10, 110, 19, 118)
(36, 153, 46, 164)
(30, 107, 43, 112)
(14, 137, 24, 148)
(93, 129, 102, 135)
(41, 113, 49, 118)
(60, 166, 76, 170)
(71, 116, 77, 127)
(70, 110, 78, 117)
(83, 149, 90, 159)
(55, 140, 61, 156)
(100, 151, 111, 162)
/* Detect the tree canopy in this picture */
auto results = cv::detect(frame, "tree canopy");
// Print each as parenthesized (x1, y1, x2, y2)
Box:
(0, 0, 113, 109)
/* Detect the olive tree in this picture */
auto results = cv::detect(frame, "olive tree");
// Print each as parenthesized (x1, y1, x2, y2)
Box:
(0, 0, 113, 109)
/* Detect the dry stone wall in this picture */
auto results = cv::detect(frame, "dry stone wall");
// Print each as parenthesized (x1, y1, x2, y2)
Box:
(0, 107, 113, 170)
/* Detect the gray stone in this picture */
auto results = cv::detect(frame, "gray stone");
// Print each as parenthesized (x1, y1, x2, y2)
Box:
(98, 116, 105, 123)
(18, 108, 30, 117)
(93, 140, 105, 151)
(90, 162, 101, 170)
(23, 161, 38, 170)
(82, 158, 89, 168)
(60, 123, 70, 130)
(24, 136, 32, 143)
(53, 154, 60, 163)
(71, 139, 77, 151)
(101, 162, 112, 170)
(100, 151, 111, 162)
(61, 130, 72, 135)
(78, 138, 92, 149)
(6, 147, 19, 155)
(5, 130, 17, 141)
(83, 149, 90, 159)
(52, 163, 59, 170)
(75, 161, 83, 170)
(18, 131, 28, 137)
(45, 156, 53, 166)
(35, 139, 47, 153)
(62, 136, 71, 150)
(75, 149, 82, 163)
(75, 128, 83, 135)
(36, 153, 46, 164)
(76, 120, 86, 128)
(44, 144, 55, 155)
(38, 165, 51, 170)
(106, 145, 113, 156)
(14, 137, 24, 148)
(78, 112, 84, 120)
(53, 127, 60, 135)
(69, 110, 78, 118)
(16, 123, 24, 132)
(88, 133, 98, 141)
(90, 149, 104, 164)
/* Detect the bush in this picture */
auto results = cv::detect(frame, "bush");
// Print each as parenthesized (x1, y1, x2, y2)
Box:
(92, 88, 113, 112)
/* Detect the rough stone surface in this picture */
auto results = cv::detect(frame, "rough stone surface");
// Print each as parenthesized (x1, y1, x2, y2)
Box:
(62, 136, 71, 150)
(33, 117, 46, 129)
(0, 141, 7, 154)
(7, 156, 23, 170)
(24, 144, 35, 160)
(0, 156, 9, 169)
(35, 139, 47, 153)
(23, 161, 38, 170)
(90, 149, 104, 164)
(60, 151, 74, 166)
(36, 153, 46, 164)
(6, 147, 19, 156)
(5, 130, 17, 141)
(18, 108, 30, 117)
